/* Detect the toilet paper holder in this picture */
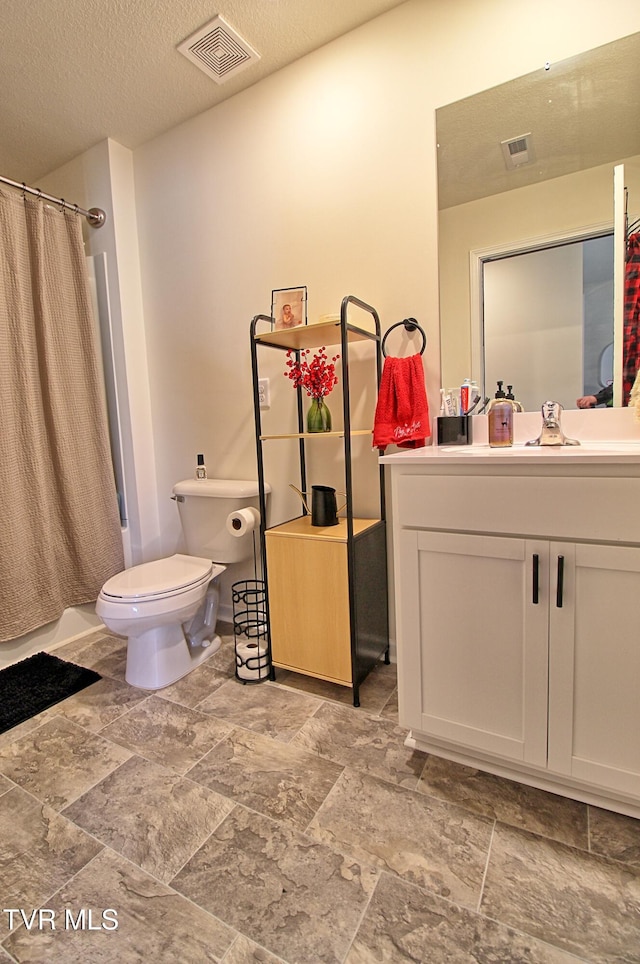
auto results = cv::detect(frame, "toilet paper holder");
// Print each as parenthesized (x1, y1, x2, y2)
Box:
(232, 580, 271, 684)
(226, 506, 261, 538)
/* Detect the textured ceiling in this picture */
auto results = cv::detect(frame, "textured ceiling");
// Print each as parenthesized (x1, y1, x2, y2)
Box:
(0, 0, 408, 184)
(437, 31, 640, 210)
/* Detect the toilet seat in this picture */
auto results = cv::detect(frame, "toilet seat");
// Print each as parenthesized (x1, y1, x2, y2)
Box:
(100, 553, 213, 604)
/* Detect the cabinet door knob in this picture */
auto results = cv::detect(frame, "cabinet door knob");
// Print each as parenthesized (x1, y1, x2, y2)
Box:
(556, 555, 565, 608)
(532, 553, 539, 604)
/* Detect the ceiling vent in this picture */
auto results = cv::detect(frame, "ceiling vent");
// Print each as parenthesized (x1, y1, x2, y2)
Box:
(501, 133, 534, 169)
(178, 15, 260, 85)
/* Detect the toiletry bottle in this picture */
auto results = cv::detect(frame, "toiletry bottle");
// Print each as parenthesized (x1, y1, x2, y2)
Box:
(460, 378, 472, 415)
(506, 385, 524, 413)
(196, 453, 207, 479)
(487, 381, 513, 447)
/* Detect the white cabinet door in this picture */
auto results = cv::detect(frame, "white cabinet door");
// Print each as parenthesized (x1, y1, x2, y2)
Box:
(398, 529, 549, 766)
(548, 543, 640, 798)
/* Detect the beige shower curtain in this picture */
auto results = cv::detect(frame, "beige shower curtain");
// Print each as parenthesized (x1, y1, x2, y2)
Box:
(0, 188, 124, 642)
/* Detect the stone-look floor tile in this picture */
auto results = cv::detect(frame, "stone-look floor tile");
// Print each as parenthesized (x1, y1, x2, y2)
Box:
(380, 687, 399, 723)
(418, 756, 589, 850)
(90, 649, 128, 682)
(291, 702, 427, 788)
(274, 661, 398, 716)
(197, 679, 321, 743)
(0, 717, 132, 811)
(271, 671, 352, 704)
(589, 806, 640, 869)
(100, 695, 233, 774)
(52, 632, 126, 670)
(481, 822, 640, 963)
(158, 660, 233, 708)
(63, 755, 235, 883)
(0, 786, 103, 937)
(46, 677, 149, 732)
(309, 768, 492, 908)
(172, 805, 378, 964)
(207, 634, 238, 675)
(0, 713, 50, 752)
(187, 726, 343, 831)
(345, 871, 581, 963)
(46, 631, 105, 662)
(0, 774, 12, 796)
(2, 847, 236, 963)
(223, 934, 287, 963)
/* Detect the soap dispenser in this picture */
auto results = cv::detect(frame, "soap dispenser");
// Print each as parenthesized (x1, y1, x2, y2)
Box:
(506, 386, 524, 413)
(487, 381, 513, 448)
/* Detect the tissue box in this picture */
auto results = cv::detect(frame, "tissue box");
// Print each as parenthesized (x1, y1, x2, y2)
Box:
(437, 415, 473, 446)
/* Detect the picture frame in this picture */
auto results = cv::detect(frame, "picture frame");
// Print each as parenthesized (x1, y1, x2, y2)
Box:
(271, 286, 307, 331)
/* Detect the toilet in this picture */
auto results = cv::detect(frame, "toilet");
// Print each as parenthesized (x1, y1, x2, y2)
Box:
(96, 478, 267, 690)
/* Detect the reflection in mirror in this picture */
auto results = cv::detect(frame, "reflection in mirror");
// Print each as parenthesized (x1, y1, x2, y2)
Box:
(437, 31, 640, 411)
(483, 234, 613, 412)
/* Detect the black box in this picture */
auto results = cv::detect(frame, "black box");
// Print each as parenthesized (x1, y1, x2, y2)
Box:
(437, 415, 473, 446)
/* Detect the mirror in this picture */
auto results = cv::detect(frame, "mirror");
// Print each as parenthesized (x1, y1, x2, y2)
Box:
(437, 31, 640, 410)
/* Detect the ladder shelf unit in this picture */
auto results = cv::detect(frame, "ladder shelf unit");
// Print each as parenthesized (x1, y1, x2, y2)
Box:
(250, 295, 389, 706)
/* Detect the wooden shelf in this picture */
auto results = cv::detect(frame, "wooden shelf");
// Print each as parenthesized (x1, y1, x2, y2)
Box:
(267, 516, 380, 542)
(259, 429, 372, 441)
(254, 319, 377, 351)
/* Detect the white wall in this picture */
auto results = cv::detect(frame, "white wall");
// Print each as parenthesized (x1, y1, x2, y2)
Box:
(10, 0, 640, 651)
(130, 0, 640, 622)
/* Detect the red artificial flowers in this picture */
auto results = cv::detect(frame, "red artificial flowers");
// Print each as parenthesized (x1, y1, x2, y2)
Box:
(284, 347, 339, 399)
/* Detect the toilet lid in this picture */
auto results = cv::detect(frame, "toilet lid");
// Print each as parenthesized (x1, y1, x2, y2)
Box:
(101, 554, 213, 600)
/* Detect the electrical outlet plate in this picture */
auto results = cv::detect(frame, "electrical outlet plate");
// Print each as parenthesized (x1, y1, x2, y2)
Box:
(258, 377, 270, 409)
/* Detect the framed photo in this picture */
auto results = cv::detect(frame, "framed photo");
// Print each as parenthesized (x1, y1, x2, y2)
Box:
(271, 286, 307, 331)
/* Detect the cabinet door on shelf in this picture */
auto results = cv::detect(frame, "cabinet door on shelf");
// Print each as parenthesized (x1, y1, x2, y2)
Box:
(397, 529, 549, 766)
(265, 533, 352, 685)
(548, 542, 640, 798)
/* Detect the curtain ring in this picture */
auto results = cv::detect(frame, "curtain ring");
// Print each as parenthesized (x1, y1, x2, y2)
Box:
(35, 188, 42, 200)
(73, 204, 79, 216)
(21, 182, 27, 199)
(58, 198, 66, 213)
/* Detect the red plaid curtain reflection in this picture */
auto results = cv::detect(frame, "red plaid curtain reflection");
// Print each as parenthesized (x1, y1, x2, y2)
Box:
(623, 233, 640, 404)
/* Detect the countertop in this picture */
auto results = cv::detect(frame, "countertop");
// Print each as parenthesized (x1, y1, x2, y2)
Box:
(379, 440, 640, 465)
(379, 410, 640, 466)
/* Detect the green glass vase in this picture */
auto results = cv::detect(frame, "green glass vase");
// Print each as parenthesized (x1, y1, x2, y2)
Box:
(307, 397, 332, 433)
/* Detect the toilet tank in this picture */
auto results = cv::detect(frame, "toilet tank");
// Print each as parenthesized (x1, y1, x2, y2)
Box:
(172, 479, 270, 565)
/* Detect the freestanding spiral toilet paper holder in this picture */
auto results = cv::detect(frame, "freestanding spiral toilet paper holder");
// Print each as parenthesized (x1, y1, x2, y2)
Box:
(232, 579, 272, 684)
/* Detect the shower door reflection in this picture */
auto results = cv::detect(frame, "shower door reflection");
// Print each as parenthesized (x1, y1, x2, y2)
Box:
(482, 234, 613, 412)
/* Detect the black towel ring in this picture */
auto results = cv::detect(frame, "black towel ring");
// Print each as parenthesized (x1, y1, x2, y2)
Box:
(381, 318, 427, 358)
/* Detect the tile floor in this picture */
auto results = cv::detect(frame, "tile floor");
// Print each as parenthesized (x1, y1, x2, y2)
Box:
(0, 627, 639, 962)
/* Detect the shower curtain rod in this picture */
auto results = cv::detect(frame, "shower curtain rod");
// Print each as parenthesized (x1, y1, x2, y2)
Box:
(0, 174, 106, 228)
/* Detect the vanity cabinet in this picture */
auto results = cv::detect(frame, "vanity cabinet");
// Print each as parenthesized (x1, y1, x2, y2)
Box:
(385, 454, 640, 815)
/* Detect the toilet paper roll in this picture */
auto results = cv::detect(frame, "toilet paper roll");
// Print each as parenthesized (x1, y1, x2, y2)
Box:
(226, 506, 260, 537)
(236, 640, 269, 681)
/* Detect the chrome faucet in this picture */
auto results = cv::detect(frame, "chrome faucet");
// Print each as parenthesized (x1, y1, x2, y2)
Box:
(526, 400, 580, 446)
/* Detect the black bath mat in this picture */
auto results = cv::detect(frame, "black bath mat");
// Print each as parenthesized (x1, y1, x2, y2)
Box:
(0, 652, 101, 735)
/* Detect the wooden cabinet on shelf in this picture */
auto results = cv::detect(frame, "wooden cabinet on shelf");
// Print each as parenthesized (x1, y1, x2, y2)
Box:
(250, 295, 389, 706)
(385, 461, 640, 816)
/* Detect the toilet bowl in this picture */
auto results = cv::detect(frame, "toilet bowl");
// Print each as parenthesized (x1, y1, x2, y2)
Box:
(97, 554, 226, 689)
(96, 477, 268, 690)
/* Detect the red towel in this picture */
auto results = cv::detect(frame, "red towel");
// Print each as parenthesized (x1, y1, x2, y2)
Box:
(373, 354, 431, 451)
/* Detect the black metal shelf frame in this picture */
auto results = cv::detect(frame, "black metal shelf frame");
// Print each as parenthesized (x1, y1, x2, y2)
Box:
(249, 295, 390, 705)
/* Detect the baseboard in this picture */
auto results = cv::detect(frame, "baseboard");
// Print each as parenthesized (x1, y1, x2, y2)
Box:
(0, 604, 103, 670)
